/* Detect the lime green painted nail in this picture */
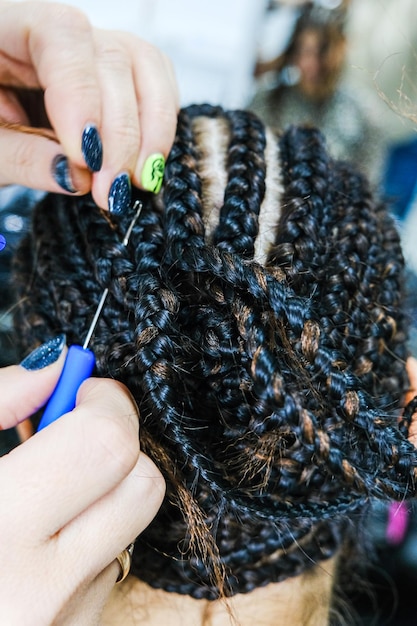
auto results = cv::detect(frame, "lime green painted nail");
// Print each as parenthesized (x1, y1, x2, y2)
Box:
(141, 153, 165, 194)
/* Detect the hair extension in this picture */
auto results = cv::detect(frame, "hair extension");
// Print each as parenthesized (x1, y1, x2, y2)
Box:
(12, 104, 417, 601)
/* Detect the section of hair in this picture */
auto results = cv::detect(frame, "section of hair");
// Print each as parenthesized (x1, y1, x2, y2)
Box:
(12, 104, 417, 601)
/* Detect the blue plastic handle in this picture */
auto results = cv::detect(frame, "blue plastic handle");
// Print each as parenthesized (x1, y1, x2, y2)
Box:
(37, 345, 96, 431)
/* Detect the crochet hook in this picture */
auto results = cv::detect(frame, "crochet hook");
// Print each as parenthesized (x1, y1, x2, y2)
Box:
(37, 200, 143, 431)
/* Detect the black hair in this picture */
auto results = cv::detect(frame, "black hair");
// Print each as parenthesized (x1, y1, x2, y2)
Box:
(12, 104, 417, 600)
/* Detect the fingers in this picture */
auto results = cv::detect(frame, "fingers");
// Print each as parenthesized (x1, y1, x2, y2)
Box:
(0, 3, 102, 162)
(90, 31, 179, 210)
(0, 343, 67, 430)
(51, 565, 120, 626)
(0, 3, 179, 208)
(37, 451, 164, 625)
(124, 35, 179, 193)
(0, 378, 142, 537)
(0, 124, 91, 192)
(0, 374, 165, 625)
(57, 451, 165, 582)
(89, 30, 140, 210)
(21, 3, 103, 166)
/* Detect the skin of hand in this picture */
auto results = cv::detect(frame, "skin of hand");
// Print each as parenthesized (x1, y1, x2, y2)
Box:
(0, 350, 166, 625)
(0, 1, 179, 209)
(406, 356, 417, 446)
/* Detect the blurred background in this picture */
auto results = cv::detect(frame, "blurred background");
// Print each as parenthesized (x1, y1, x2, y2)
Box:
(2, 1, 417, 623)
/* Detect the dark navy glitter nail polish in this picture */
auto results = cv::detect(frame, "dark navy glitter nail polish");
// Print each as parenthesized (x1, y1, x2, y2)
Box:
(108, 172, 131, 215)
(81, 124, 103, 172)
(20, 334, 66, 371)
(51, 155, 76, 193)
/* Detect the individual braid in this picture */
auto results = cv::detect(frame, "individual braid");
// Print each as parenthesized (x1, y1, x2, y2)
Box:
(211, 108, 266, 257)
(12, 105, 417, 600)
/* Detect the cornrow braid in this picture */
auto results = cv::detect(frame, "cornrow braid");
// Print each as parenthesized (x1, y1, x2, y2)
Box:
(12, 105, 417, 600)
(211, 108, 266, 257)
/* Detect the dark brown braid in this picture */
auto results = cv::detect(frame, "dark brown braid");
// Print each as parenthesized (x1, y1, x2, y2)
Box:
(12, 104, 417, 600)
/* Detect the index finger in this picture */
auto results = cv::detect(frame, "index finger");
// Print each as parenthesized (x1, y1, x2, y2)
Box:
(0, 2, 102, 167)
(87, 31, 179, 208)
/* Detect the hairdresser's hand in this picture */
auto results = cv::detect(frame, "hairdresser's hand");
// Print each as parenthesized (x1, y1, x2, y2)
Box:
(406, 356, 417, 447)
(0, 350, 165, 625)
(0, 1, 179, 209)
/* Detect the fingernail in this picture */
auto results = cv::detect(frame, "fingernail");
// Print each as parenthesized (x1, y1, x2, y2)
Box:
(108, 172, 131, 215)
(20, 334, 66, 371)
(141, 153, 165, 194)
(51, 155, 77, 193)
(81, 124, 103, 172)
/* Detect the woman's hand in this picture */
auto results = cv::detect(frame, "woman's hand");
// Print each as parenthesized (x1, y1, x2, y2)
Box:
(406, 356, 417, 447)
(0, 1, 179, 211)
(0, 349, 165, 625)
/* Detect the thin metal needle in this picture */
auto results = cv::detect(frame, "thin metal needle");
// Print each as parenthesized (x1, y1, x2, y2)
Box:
(82, 200, 143, 350)
(83, 287, 109, 349)
(123, 200, 143, 246)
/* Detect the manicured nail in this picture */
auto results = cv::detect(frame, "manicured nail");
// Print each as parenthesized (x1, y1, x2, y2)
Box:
(108, 172, 131, 215)
(51, 155, 77, 193)
(20, 334, 66, 371)
(141, 153, 165, 194)
(81, 124, 103, 172)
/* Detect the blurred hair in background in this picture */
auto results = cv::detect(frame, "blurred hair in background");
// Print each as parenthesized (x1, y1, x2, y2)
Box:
(247, 1, 384, 185)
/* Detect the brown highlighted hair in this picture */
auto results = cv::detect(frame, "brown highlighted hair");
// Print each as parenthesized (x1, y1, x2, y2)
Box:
(13, 104, 417, 600)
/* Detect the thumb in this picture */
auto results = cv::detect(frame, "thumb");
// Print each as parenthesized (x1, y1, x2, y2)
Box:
(0, 125, 91, 193)
(0, 335, 67, 430)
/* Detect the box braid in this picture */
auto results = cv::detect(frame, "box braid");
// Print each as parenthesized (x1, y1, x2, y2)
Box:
(12, 104, 417, 600)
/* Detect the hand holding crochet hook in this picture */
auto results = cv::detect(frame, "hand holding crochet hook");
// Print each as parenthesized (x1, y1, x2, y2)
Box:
(0, 203, 165, 625)
(36, 200, 143, 431)
(0, 340, 165, 624)
(0, 1, 174, 618)
(0, 2, 178, 211)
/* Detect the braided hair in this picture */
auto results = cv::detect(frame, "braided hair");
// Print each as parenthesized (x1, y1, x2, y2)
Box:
(12, 104, 417, 600)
